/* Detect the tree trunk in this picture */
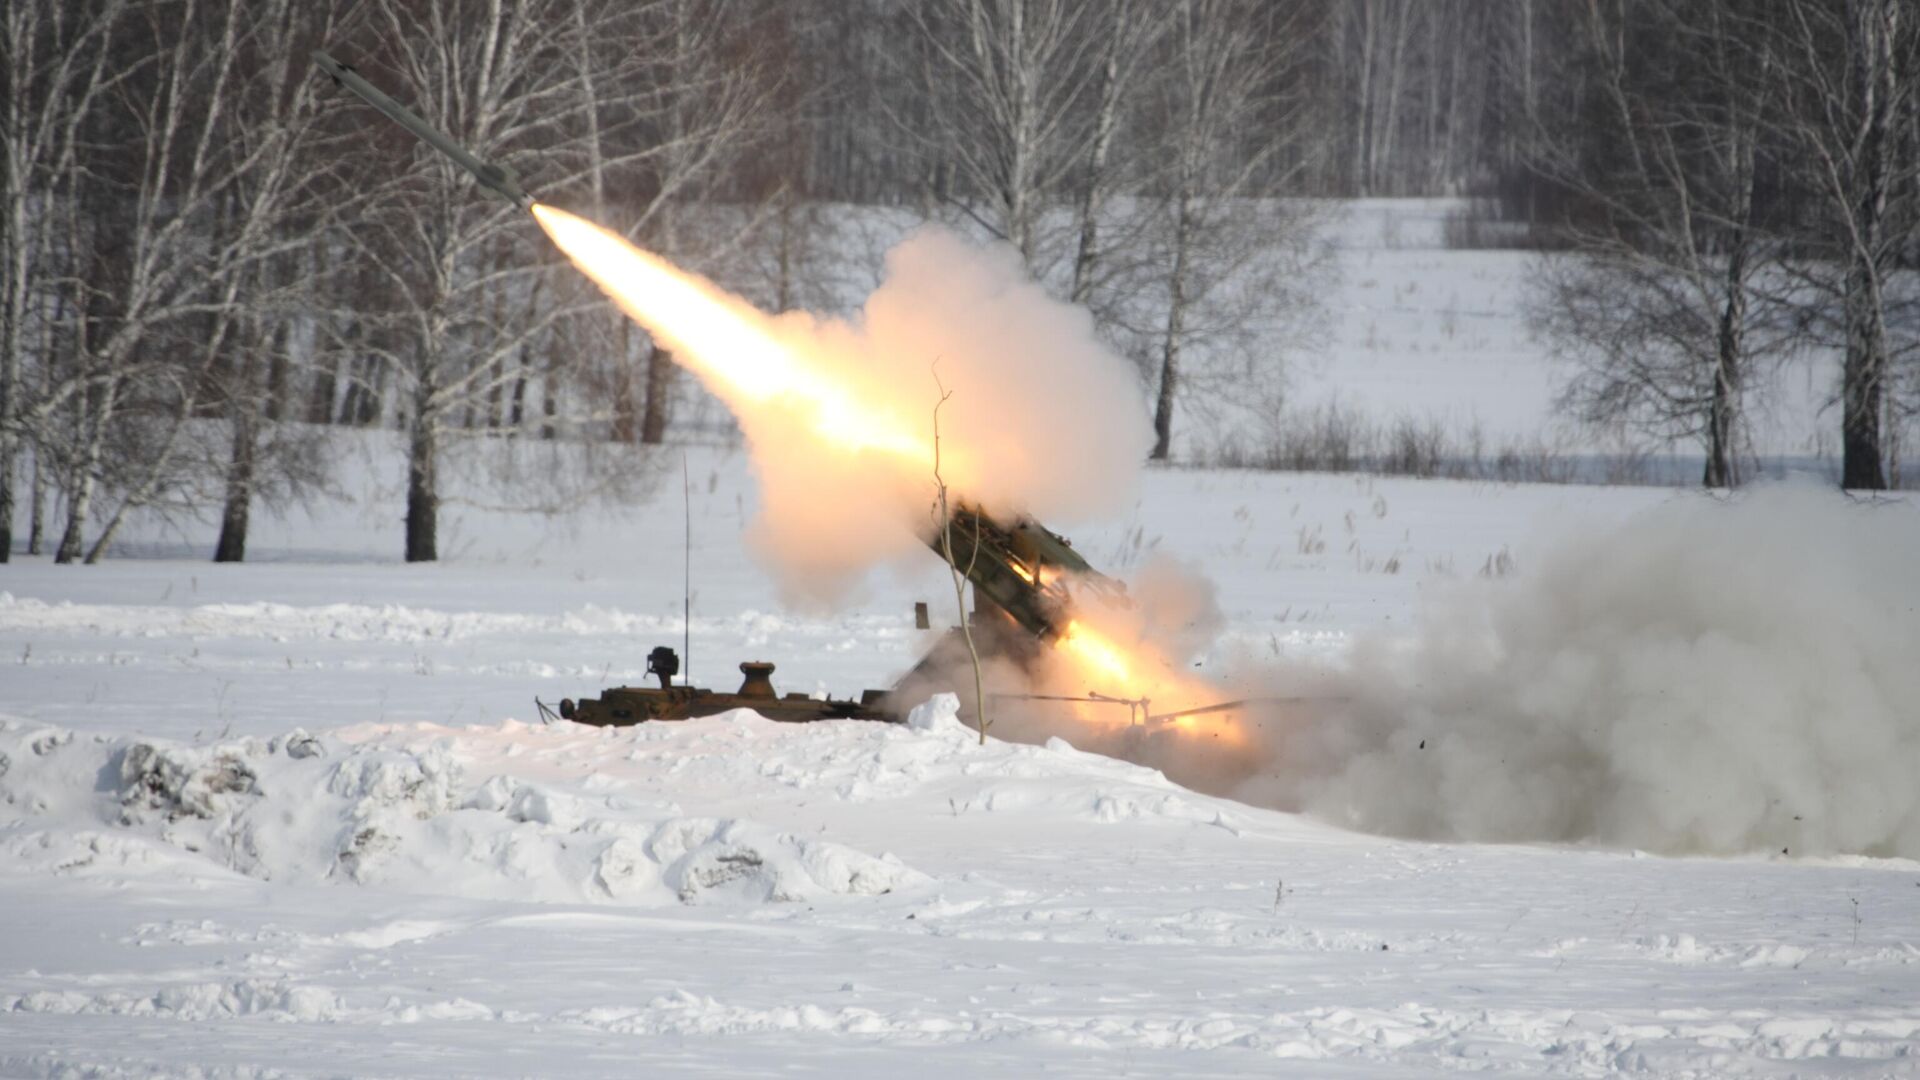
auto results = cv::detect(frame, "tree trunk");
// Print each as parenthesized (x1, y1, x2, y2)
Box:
(0, 162, 25, 564)
(405, 380, 439, 562)
(1152, 192, 1195, 462)
(775, 192, 795, 313)
(54, 476, 94, 564)
(612, 371, 638, 442)
(541, 355, 558, 440)
(337, 358, 363, 425)
(0, 34, 28, 565)
(1706, 254, 1746, 488)
(214, 376, 257, 563)
(1706, 136, 1757, 490)
(1352, 0, 1376, 196)
(213, 438, 253, 562)
(509, 344, 531, 428)
(263, 302, 292, 425)
(639, 342, 675, 444)
(1375, 1, 1414, 195)
(403, 395, 437, 557)
(0, 440, 12, 563)
(1005, 0, 1037, 266)
(1071, 5, 1125, 305)
(612, 320, 638, 442)
(55, 381, 115, 564)
(1838, 0, 1895, 492)
(308, 354, 338, 425)
(27, 442, 46, 556)
(1841, 261, 1888, 490)
(26, 305, 53, 555)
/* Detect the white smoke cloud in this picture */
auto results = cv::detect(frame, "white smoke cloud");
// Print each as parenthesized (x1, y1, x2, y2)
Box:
(538, 210, 1152, 604)
(1238, 485, 1920, 859)
(740, 228, 1151, 604)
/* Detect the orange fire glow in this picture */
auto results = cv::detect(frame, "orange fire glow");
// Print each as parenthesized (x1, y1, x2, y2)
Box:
(1059, 620, 1134, 687)
(1054, 618, 1247, 745)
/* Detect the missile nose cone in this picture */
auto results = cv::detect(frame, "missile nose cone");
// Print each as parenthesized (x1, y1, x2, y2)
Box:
(312, 49, 345, 82)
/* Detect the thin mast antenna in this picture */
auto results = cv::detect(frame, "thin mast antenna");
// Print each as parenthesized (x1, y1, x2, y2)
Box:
(682, 450, 691, 687)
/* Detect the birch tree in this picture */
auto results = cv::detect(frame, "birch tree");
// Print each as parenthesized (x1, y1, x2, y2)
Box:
(901, 0, 1105, 269)
(337, 0, 591, 561)
(1067, 0, 1163, 306)
(1146, 0, 1324, 461)
(1531, 0, 1797, 488)
(0, 0, 130, 561)
(335, 0, 786, 560)
(1772, 0, 1920, 490)
(29, 0, 347, 562)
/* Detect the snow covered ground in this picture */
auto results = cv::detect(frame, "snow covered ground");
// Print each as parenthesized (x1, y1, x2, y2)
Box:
(1287, 200, 1839, 465)
(4, 444, 1918, 1078)
(3, 201, 1916, 1076)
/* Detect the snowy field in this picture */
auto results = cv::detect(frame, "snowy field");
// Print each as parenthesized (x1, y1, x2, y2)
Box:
(1286, 201, 1839, 465)
(3, 202, 1918, 1077)
(4, 443, 1919, 1078)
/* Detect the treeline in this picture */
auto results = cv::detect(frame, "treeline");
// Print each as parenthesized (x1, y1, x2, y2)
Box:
(2, 0, 806, 564)
(1500, 0, 1920, 490)
(3, 1, 1917, 567)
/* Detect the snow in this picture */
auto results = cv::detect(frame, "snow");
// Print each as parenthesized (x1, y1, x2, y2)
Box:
(2, 203, 1916, 1076)
(5, 447, 1917, 1077)
(1285, 201, 1838, 463)
(3, 702, 1918, 1075)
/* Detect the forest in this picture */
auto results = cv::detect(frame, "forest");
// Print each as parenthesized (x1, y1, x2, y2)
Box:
(3, 0, 1917, 563)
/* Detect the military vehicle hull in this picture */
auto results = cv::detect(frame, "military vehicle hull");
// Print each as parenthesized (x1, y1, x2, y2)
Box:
(557, 657, 893, 726)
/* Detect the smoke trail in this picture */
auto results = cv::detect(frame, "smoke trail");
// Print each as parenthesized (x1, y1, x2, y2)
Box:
(1235, 486, 1920, 859)
(534, 208, 1152, 604)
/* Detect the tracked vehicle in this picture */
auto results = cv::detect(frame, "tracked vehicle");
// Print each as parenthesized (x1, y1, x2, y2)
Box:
(552, 647, 893, 726)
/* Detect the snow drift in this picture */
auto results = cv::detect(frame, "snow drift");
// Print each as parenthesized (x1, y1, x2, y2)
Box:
(1242, 485, 1920, 858)
(0, 718, 924, 906)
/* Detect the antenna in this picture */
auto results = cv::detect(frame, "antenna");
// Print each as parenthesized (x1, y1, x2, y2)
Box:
(682, 450, 692, 687)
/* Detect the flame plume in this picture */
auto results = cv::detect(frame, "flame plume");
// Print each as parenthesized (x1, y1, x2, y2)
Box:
(532, 204, 930, 466)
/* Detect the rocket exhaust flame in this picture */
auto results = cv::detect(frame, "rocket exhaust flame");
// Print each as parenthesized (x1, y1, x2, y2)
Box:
(1060, 620, 1133, 687)
(531, 205, 931, 466)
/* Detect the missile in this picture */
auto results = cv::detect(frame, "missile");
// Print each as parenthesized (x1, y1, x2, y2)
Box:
(312, 49, 535, 212)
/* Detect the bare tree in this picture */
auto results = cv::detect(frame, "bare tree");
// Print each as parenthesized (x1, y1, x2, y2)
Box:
(1772, 0, 1920, 490)
(1146, 0, 1324, 461)
(931, 373, 989, 745)
(1067, 0, 1163, 306)
(323, 0, 791, 560)
(1531, 0, 1797, 487)
(0, 0, 132, 561)
(16, 0, 349, 563)
(187, 0, 359, 562)
(900, 0, 1104, 267)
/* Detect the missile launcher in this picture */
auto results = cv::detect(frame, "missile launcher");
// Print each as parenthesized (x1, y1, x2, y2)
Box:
(925, 503, 1127, 643)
